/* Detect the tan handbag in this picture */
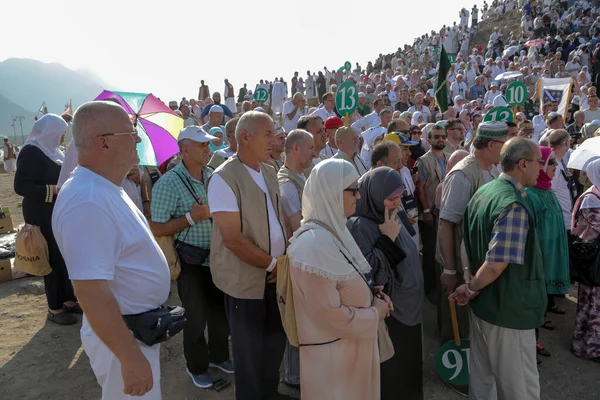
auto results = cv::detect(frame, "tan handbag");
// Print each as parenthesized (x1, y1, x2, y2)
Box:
(14, 224, 52, 276)
(154, 236, 181, 280)
(276, 255, 300, 347)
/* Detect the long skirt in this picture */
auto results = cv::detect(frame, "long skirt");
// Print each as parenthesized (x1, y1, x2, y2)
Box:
(573, 283, 600, 359)
(380, 317, 423, 400)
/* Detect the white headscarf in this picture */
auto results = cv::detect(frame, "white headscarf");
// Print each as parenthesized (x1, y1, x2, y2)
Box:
(581, 157, 600, 210)
(287, 159, 371, 281)
(20, 114, 67, 165)
(411, 111, 423, 126)
(360, 127, 386, 168)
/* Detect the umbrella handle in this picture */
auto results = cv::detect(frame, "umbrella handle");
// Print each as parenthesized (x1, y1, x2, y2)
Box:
(449, 298, 461, 346)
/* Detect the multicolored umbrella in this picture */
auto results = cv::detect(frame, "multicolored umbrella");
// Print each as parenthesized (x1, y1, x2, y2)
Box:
(95, 90, 183, 166)
(524, 39, 545, 47)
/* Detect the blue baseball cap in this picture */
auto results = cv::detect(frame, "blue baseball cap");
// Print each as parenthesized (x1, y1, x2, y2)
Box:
(384, 132, 419, 146)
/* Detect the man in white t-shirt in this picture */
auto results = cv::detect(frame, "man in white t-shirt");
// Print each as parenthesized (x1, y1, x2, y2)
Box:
(207, 111, 292, 400)
(282, 92, 306, 133)
(52, 101, 171, 399)
(450, 74, 468, 100)
(311, 92, 337, 121)
(583, 95, 600, 122)
(277, 129, 314, 389)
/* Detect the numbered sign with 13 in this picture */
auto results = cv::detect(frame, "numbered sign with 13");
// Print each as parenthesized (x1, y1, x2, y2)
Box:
(335, 81, 359, 119)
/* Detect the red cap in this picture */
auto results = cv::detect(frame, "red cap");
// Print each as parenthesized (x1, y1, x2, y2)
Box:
(324, 116, 344, 130)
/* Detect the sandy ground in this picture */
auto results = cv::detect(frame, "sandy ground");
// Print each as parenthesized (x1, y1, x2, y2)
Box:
(0, 171, 599, 400)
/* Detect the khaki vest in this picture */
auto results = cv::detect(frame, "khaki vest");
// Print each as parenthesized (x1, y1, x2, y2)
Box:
(209, 156, 287, 299)
(331, 150, 367, 176)
(416, 151, 449, 215)
(208, 153, 226, 169)
(437, 154, 498, 271)
(277, 165, 306, 201)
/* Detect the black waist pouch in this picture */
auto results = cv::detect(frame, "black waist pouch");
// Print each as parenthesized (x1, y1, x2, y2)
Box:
(123, 306, 187, 346)
(175, 240, 210, 266)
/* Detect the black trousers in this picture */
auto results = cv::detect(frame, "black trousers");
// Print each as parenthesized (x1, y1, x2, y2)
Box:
(419, 219, 440, 303)
(225, 283, 286, 400)
(381, 317, 424, 400)
(176, 263, 230, 375)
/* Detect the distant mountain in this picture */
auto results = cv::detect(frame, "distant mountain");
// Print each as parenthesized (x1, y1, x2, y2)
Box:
(0, 93, 36, 145)
(0, 58, 109, 117)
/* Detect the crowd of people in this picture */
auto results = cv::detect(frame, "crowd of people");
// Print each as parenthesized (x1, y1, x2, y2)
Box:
(7, 0, 600, 400)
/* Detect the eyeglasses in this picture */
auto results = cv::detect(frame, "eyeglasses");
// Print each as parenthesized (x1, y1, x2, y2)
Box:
(100, 130, 139, 138)
(411, 130, 422, 135)
(524, 158, 545, 166)
(344, 187, 360, 196)
(432, 134, 447, 140)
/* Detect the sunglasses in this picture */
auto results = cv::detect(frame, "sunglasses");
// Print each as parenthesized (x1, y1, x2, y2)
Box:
(344, 187, 360, 196)
(432, 134, 447, 140)
(547, 158, 558, 166)
(524, 158, 545, 166)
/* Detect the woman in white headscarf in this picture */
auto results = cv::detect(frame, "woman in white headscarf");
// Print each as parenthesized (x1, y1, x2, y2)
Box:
(361, 127, 386, 168)
(287, 159, 392, 400)
(410, 111, 424, 126)
(14, 114, 80, 325)
(571, 157, 600, 363)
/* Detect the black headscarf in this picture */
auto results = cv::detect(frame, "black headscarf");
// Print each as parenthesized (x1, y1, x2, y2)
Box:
(355, 167, 405, 223)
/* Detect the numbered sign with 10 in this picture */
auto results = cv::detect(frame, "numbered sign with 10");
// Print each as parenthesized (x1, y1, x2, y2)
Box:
(254, 88, 269, 103)
(335, 81, 359, 120)
(505, 81, 527, 107)
(483, 106, 514, 123)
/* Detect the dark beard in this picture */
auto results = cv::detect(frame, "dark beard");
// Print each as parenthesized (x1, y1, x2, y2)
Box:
(432, 143, 446, 150)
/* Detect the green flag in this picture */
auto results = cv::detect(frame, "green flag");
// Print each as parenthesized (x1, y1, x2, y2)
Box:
(435, 46, 451, 114)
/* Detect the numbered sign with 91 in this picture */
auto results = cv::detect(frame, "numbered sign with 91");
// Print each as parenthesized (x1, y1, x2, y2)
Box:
(435, 339, 470, 386)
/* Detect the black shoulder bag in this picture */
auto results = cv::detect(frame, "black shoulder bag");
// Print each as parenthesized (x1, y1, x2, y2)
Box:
(568, 192, 600, 287)
(123, 306, 186, 346)
(173, 172, 210, 266)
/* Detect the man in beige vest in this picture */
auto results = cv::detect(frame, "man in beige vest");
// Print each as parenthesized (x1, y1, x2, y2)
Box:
(332, 126, 368, 176)
(297, 115, 328, 177)
(437, 121, 508, 396)
(277, 129, 314, 390)
(207, 111, 293, 400)
(415, 125, 450, 304)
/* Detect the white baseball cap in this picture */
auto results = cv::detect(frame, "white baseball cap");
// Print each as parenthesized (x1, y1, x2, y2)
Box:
(209, 105, 224, 114)
(177, 126, 217, 143)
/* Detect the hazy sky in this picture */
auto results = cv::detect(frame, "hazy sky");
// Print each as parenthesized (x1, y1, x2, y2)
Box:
(2, 0, 485, 103)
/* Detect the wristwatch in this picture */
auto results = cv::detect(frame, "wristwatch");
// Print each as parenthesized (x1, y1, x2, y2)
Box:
(423, 208, 431, 214)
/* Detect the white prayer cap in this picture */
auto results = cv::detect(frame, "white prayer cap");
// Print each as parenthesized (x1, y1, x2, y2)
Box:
(358, 92, 366, 98)
(209, 105, 224, 114)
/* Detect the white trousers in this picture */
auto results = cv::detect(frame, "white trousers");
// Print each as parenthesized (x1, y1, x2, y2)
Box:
(4, 158, 16, 172)
(468, 311, 540, 400)
(81, 333, 162, 400)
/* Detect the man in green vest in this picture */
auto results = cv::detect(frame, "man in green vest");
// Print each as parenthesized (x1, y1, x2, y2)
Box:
(437, 121, 506, 396)
(450, 137, 546, 400)
(277, 128, 314, 390)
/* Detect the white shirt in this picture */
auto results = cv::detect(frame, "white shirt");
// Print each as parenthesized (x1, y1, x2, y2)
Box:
(551, 160, 573, 230)
(483, 89, 501, 105)
(311, 107, 337, 121)
(407, 105, 431, 122)
(351, 111, 381, 132)
(122, 175, 143, 211)
(280, 174, 306, 218)
(207, 164, 286, 258)
(321, 143, 338, 158)
(283, 101, 304, 133)
(450, 81, 468, 99)
(52, 167, 170, 335)
(492, 95, 508, 107)
(583, 108, 600, 123)
(532, 114, 547, 144)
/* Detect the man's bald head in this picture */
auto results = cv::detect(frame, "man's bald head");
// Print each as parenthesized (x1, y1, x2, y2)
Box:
(72, 101, 132, 150)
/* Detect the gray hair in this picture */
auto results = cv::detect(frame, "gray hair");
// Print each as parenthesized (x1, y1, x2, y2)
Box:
(225, 117, 240, 134)
(500, 137, 537, 172)
(72, 100, 127, 150)
(547, 129, 569, 147)
(546, 113, 562, 126)
(292, 92, 304, 100)
(284, 129, 312, 154)
(574, 110, 585, 119)
(235, 111, 273, 143)
(178, 138, 193, 151)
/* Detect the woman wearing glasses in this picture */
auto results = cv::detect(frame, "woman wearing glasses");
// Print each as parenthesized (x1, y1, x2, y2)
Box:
(287, 159, 392, 400)
(525, 146, 570, 352)
(14, 114, 81, 325)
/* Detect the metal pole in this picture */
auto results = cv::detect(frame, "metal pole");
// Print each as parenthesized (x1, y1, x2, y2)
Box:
(11, 116, 17, 139)
(18, 115, 25, 144)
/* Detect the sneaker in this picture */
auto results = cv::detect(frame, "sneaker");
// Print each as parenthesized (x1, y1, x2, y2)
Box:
(209, 360, 234, 374)
(186, 368, 214, 388)
(536, 342, 551, 358)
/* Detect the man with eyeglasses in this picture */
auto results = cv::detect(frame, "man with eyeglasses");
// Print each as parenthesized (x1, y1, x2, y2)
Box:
(450, 137, 545, 400)
(415, 125, 449, 304)
(437, 121, 507, 397)
(518, 120, 535, 139)
(53, 101, 172, 399)
(311, 92, 337, 121)
(444, 118, 467, 154)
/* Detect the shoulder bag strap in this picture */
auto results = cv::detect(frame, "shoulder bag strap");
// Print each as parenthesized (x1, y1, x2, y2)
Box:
(174, 171, 201, 204)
